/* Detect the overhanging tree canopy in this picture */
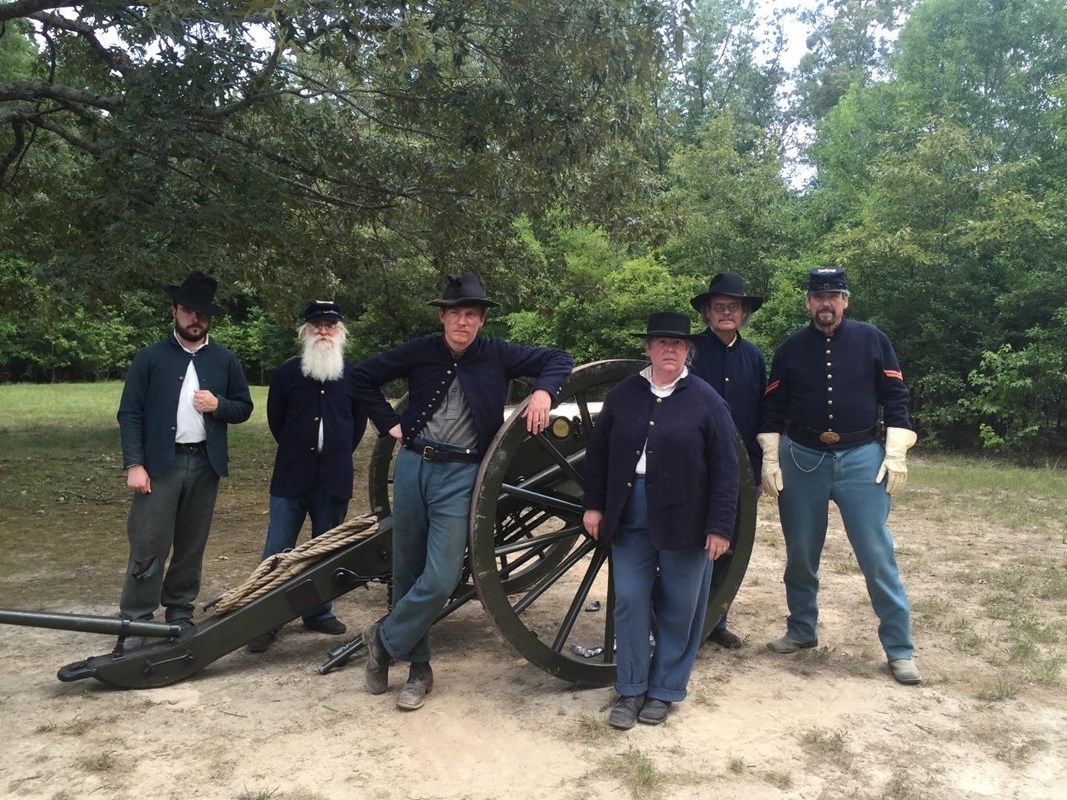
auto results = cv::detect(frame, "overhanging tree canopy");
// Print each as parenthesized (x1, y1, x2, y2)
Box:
(0, 0, 674, 328)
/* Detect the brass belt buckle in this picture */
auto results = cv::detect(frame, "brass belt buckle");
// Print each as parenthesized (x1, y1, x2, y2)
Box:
(421, 445, 435, 460)
(819, 431, 840, 445)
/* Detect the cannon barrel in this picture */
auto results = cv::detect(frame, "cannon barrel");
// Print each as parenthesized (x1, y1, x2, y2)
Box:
(0, 609, 180, 638)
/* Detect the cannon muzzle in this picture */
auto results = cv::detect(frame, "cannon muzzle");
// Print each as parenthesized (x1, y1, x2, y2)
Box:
(0, 609, 181, 638)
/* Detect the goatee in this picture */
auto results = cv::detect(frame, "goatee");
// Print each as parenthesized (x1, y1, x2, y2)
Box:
(301, 330, 346, 382)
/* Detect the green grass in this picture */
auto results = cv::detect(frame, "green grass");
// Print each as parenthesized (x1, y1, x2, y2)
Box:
(602, 749, 668, 799)
(0, 382, 270, 459)
(798, 727, 852, 768)
(0, 383, 273, 516)
(911, 457, 1067, 497)
(832, 559, 861, 574)
(909, 458, 1067, 529)
(975, 680, 1021, 702)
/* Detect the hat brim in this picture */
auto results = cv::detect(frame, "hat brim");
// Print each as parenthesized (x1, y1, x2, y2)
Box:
(690, 292, 764, 313)
(630, 331, 703, 341)
(164, 286, 226, 316)
(427, 298, 500, 308)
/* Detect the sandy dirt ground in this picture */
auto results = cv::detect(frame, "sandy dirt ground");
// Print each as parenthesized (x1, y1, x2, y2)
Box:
(1, 485, 1065, 800)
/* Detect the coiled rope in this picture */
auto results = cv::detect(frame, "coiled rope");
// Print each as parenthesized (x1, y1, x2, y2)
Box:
(205, 512, 382, 616)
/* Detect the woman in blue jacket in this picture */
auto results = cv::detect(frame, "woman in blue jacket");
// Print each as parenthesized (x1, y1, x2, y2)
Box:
(583, 312, 739, 729)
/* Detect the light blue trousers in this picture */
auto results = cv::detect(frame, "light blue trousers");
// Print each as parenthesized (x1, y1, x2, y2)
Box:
(777, 438, 913, 661)
(611, 478, 713, 702)
(379, 443, 477, 664)
(262, 486, 349, 625)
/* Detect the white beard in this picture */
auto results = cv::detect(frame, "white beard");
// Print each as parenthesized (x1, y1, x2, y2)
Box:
(300, 330, 346, 382)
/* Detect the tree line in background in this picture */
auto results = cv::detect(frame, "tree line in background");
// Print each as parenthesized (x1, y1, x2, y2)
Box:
(1, 0, 1064, 460)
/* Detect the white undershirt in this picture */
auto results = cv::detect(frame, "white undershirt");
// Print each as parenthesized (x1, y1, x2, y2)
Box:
(174, 333, 209, 444)
(634, 365, 687, 474)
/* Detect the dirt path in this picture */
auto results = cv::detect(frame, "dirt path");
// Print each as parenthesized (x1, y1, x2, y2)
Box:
(1, 488, 1065, 800)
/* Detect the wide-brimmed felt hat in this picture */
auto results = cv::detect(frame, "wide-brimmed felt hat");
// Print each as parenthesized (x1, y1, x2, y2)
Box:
(630, 311, 701, 341)
(303, 300, 343, 322)
(163, 271, 225, 316)
(427, 272, 499, 308)
(690, 272, 764, 313)
(807, 267, 849, 293)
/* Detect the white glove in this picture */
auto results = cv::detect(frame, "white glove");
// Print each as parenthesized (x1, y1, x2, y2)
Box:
(757, 433, 784, 498)
(876, 427, 918, 494)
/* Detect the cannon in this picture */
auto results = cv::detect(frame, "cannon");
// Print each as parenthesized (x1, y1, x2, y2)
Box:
(0, 360, 756, 689)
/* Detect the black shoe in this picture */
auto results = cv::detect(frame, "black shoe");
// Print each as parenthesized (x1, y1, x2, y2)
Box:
(246, 631, 277, 653)
(709, 627, 743, 649)
(362, 622, 390, 695)
(638, 699, 671, 725)
(305, 617, 347, 635)
(608, 694, 645, 730)
(396, 662, 434, 711)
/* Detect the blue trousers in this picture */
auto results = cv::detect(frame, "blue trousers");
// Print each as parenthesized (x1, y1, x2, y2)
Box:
(611, 478, 713, 702)
(379, 441, 477, 664)
(777, 438, 913, 661)
(121, 451, 219, 623)
(262, 485, 349, 625)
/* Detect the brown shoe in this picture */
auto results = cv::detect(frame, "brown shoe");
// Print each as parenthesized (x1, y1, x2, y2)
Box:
(305, 617, 347, 635)
(709, 627, 743, 649)
(608, 694, 645, 730)
(246, 630, 277, 653)
(767, 633, 818, 654)
(396, 662, 434, 711)
(362, 622, 390, 694)
(637, 699, 671, 725)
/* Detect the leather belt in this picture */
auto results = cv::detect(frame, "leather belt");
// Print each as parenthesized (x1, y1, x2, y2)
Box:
(407, 444, 481, 464)
(786, 422, 877, 448)
(175, 442, 207, 455)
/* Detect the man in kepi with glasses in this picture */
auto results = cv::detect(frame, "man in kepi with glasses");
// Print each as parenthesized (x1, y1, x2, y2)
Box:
(690, 272, 766, 650)
(117, 271, 252, 647)
(247, 301, 368, 653)
(758, 267, 920, 684)
(353, 273, 573, 711)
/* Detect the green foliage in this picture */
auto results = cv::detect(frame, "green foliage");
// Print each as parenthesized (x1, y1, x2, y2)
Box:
(1, 0, 673, 314)
(964, 338, 1067, 456)
(800, 0, 1067, 451)
(2, 0, 1067, 459)
(661, 109, 798, 292)
(505, 248, 697, 364)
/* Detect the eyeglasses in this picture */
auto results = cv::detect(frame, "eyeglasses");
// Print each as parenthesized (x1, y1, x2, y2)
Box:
(710, 302, 742, 313)
(310, 320, 339, 330)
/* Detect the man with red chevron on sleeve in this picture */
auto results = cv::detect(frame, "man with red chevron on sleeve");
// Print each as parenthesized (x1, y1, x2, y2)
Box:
(757, 267, 921, 685)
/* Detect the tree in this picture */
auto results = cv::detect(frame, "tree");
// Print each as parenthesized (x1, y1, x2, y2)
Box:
(792, 0, 913, 124)
(799, 0, 1067, 449)
(665, 0, 789, 141)
(0, 0, 675, 332)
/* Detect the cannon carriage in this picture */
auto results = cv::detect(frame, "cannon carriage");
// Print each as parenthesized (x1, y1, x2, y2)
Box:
(0, 359, 757, 690)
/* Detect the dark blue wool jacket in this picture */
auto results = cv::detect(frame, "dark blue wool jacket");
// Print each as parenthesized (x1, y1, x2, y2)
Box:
(761, 319, 911, 438)
(352, 334, 573, 455)
(691, 329, 766, 483)
(118, 335, 252, 478)
(266, 358, 367, 501)
(583, 371, 739, 550)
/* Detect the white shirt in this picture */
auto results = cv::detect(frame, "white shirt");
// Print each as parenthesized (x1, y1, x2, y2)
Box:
(634, 365, 687, 474)
(174, 332, 209, 444)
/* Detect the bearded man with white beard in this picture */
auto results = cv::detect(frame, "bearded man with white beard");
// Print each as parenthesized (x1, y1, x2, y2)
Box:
(247, 300, 368, 653)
